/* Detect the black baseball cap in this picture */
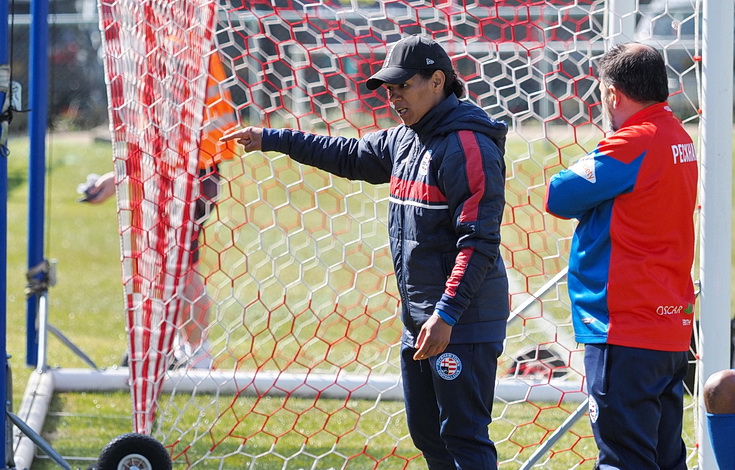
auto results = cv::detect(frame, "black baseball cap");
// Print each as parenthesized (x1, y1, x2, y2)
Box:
(366, 35, 453, 90)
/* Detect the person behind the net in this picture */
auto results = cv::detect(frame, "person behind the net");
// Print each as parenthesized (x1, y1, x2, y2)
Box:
(546, 43, 698, 470)
(221, 34, 509, 470)
(82, 167, 217, 369)
(81, 53, 238, 370)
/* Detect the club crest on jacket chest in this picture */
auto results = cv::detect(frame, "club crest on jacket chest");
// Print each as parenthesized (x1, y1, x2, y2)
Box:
(418, 150, 432, 176)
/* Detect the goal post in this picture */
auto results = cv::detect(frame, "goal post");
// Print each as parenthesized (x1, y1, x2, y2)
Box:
(698, 0, 734, 468)
(14, 0, 725, 468)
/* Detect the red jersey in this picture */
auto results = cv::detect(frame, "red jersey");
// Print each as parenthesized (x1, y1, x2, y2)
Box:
(546, 103, 698, 352)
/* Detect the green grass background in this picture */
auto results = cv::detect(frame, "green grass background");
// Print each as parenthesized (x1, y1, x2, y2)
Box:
(3, 128, 711, 469)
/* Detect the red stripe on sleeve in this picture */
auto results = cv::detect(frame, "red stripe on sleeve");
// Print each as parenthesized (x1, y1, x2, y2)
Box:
(445, 247, 474, 297)
(458, 131, 485, 221)
(443, 132, 485, 298)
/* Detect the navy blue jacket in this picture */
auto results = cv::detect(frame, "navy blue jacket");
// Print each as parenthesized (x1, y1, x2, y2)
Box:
(261, 94, 509, 346)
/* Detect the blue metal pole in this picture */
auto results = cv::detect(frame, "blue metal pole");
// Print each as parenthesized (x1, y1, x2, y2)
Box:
(1, 0, 11, 463)
(26, 0, 50, 367)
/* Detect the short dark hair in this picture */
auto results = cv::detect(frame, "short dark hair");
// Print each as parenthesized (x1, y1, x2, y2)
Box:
(597, 43, 669, 103)
(416, 68, 466, 98)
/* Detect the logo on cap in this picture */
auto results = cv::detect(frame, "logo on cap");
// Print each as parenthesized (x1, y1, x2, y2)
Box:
(426, 58, 435, 65)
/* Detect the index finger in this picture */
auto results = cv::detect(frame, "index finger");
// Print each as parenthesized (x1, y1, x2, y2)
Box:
(412, 333, 430, 361)
(219, 128, 247, 142)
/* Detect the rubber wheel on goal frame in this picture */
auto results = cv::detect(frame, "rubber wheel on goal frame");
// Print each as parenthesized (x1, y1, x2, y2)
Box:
(504, 345, 568, 380)
(95, 433, 171, 470)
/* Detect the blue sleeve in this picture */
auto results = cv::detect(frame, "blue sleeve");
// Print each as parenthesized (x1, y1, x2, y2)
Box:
(434, 309, 457, 326)
(546, 149, 644, 220)
(707, 412, 735, 470)
(261, 128, 392, 184)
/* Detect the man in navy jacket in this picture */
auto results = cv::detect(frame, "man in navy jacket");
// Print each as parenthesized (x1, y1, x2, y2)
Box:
(223, 35, 509, 469)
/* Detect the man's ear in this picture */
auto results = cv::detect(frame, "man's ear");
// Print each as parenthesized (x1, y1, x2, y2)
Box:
(608, 84, 625, 108)
(431, 70, 446, 92)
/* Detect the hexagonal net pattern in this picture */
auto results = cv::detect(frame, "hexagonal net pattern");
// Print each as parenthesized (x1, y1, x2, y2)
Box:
(97, 0, 702, 468)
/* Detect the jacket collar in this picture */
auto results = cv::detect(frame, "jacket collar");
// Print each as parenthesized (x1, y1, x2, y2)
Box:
(409, 94, 460, 137)
(618, 101, 675, 129)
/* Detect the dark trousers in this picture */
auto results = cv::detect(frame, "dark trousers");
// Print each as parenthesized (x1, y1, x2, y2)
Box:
(585, 344, 689, 470)
(401, 341, 503, 470)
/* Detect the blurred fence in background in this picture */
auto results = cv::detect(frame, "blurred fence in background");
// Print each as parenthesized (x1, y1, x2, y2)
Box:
(7, 0, 732, 134)
(8, 0, 107, 132)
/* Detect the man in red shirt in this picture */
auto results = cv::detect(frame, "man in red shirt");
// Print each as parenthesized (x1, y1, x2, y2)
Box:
(546, 43, 697, 470)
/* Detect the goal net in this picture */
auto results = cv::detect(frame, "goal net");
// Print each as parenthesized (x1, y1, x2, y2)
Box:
(96, 0, 703, 467)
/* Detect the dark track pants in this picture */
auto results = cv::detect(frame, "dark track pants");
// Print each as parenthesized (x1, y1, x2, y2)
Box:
(585, 344, 689, 470)
(401, 341, 503, 470)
